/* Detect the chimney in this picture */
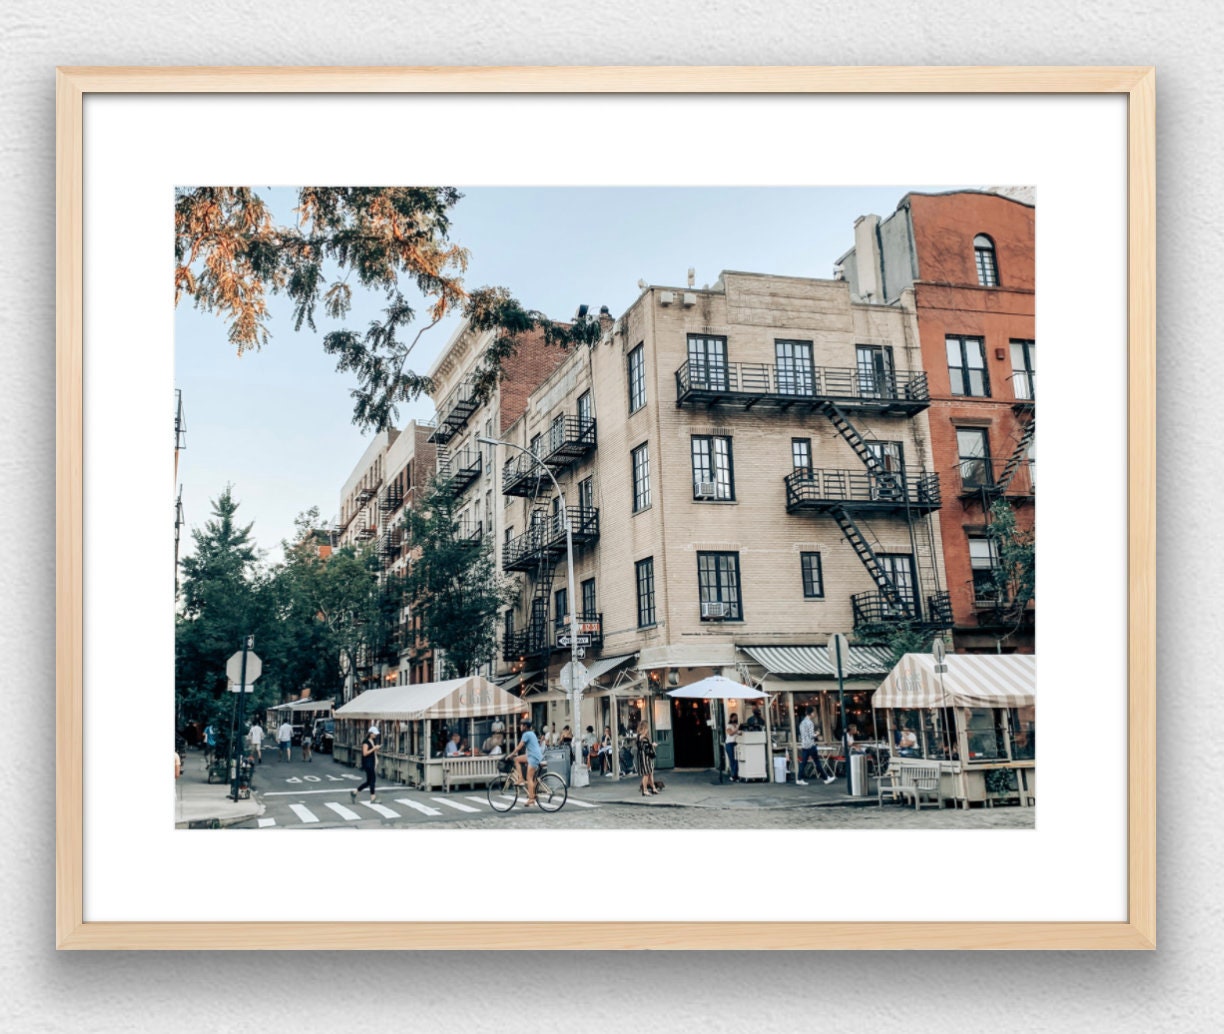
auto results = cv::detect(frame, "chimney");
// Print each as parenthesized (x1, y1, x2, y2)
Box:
(598, 305, 614, 334)
(853, 214, 883, 302)
(687, 267, 696, 288)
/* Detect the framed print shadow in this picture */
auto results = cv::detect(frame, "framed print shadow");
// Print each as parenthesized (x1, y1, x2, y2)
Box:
(56, 66, 1155, 949)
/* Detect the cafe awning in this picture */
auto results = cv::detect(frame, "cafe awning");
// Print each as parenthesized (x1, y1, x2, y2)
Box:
(335, 677, 525, 721)
(271, 698, 334, 713)
(583, 653, 636, 683)
(872, 654, 1035, 710)
(742, 645, 894, 677)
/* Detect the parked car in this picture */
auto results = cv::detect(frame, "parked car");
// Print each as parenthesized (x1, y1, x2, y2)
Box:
(312, 718, 335, 754)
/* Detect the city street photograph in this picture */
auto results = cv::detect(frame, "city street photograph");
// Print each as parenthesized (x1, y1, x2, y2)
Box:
(173, 185, 1036, 832)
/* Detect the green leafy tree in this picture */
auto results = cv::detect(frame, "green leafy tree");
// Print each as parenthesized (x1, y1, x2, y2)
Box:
(175, 486, 273, 739)
(986, 498, 1036, 649)
(175, 187, 601, 431)
(401, 477, 514, 678)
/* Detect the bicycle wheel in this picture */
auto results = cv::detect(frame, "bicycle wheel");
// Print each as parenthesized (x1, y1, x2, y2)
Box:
(488, 775, 516, 813)
(534, 772, 568, 812)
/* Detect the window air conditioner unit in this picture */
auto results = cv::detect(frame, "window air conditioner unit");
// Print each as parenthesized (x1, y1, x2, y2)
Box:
(659, 291, 675, 306)
(682, 292, 697, 307)
(695, 480, 718, 499)
(701, 601, 728, 620)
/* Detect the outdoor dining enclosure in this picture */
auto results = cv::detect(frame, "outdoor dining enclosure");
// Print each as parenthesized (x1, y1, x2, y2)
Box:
(333, 676, 526, 792)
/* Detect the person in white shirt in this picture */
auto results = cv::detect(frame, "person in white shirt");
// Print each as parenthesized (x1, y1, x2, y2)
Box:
(795, 707, 835, 785)
(247, 721, 264, 764)
(277, 721, 293, 762)
(445, 732, 462, 757)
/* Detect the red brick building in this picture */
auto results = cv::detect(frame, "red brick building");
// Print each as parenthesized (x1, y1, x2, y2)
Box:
(837, 190, 1035, 652)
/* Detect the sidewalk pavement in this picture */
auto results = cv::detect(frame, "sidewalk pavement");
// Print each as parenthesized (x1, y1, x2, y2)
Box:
(175, 753, 265, 828)
(527, 766, 874, 810)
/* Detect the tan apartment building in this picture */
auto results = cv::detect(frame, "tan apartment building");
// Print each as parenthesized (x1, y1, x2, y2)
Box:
(492, 271, 950, 775)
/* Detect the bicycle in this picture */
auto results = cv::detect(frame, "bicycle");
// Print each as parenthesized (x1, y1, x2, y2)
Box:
(486, 757, 567, 813)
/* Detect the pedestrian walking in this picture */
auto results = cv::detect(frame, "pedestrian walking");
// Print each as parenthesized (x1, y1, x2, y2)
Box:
(795, 707, 835, 785)
(724, 713, 741, 782)
(351, 726, 379, 803)
(636, 719, 660, 796)
(247, 720, 264, 764)
(203, 723, 217, 765)
(277, 719, 293, 762)
(301, 725, 313, 762)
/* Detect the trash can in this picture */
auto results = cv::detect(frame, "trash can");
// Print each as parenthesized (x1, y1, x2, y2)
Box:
(773, 754, 788, 784)
(544, 747, 571, 785)
(849, 754, 870, 797)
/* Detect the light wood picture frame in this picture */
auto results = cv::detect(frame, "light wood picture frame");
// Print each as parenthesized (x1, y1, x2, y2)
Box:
(56, 65, 1155, 950)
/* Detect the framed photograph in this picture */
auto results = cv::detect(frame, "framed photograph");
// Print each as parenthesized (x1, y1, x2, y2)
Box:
(56, 66, 1154, 949)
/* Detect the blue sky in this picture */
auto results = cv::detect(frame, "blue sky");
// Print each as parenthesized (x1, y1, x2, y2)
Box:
(174, 185, 961, 561)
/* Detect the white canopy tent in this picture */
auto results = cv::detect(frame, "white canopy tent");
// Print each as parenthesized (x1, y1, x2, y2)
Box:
(872, 654, 1035, 710)
(335, 676, 525, 721)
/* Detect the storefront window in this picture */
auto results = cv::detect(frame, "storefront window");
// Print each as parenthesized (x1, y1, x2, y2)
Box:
(921, 708, 958, 760)
(1009, 705, 1035, 760)
(965, 708, 1007, 761)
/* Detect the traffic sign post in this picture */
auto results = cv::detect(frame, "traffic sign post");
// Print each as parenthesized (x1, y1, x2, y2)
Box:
(227, 637, 260, 800)
(830, 633, 852, 795)
(556, 635, 592, 648)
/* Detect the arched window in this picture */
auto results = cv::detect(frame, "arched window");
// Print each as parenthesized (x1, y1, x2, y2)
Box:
(974, 234, 998, 286)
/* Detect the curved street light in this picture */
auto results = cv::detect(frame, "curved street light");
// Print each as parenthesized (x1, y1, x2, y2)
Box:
(478, 435, 590, 788)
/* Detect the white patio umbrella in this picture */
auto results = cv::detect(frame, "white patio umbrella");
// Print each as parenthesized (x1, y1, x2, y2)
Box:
(665, 674, 769, 700)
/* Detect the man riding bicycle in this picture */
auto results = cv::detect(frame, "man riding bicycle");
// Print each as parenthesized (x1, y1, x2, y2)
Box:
(505, 716, 543, 807)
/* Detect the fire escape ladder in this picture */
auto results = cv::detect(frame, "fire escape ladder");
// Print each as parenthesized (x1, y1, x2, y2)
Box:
(821, 401, 887, 474)
(831, 505, 907, 611)
(530, 555, 557, 663)
(994, 415, 1035, 494)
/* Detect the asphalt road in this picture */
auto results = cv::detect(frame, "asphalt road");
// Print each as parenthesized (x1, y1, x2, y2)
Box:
(234, 753, 1035, 831)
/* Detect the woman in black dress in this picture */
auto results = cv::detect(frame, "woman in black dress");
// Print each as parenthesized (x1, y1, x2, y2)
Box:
(636, 719, 660, 796)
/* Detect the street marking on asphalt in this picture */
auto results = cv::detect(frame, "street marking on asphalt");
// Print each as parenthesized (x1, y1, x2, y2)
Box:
(430, 797, 480, 813)
(396, 798, 443, 817)
(563, 798, 598, 808)
(361, 801, 400, 819)
(288, 804, 319, 824)
(464, 796, 495, 808)
(257, 818, 276, 827)
(264, 788, 394, 796)
(324, 802, 361, 821)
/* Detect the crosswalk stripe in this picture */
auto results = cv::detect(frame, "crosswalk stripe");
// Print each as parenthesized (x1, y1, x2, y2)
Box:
(288, 804, 319, 824)
(361, 801, 400, 819)
(324, 802, 362, 821)
(563, 798, 598, 808)
(257, 818, 276, 827)
(430, 797, 480, 813)
(464, 796, 495, 808)
(396, 798, 443, 817)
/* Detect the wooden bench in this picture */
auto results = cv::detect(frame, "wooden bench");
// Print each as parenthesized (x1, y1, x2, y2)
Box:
(441, 755, 503, 792)
(901, 764, 943, 810)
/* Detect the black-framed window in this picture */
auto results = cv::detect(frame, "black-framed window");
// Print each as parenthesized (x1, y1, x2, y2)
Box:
(775, 339, 814, 395)
(578, 475, 594, 512)
(968, 536, 1002, 602)
(792, 438, 812, 471)
(554, 587, 568, 631)
(878, 553, 917, 612)
(956, 428, 992, 488)
(581, 577, 596, 617)
(697, 551, 743, 620)
(577, 389, 593, 428)
(974, 234, 999, 287)
(504, 525, 514, 544)
(1010, 339, 1035, 401)
(504, 609, 514, 640)
(800, 552, 824, 599)
(946, 336, 990, 397)
(549, 413, 565, 453)
(635, 557, 656, 627)
(687, 334, 728, 391)
(529, 433, 542, 456)
(631, 442, 651, 512)
(856, 344, 896, 398)
(690, 435, 735, 500)
(627, 343, 646, 413)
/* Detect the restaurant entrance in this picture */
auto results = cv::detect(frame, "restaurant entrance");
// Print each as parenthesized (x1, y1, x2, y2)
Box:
(670, 698, 714, 768)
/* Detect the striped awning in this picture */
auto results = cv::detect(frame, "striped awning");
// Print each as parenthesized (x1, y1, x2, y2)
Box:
(271, 698, 334, 713)
(872, 654, 1035, 709)
(335, 677, 525, 721)
(583, 653, 636, 683)
(742, 645, 895, 678)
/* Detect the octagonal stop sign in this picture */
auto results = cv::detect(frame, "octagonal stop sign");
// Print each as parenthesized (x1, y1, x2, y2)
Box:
(226, 650, 262, 686)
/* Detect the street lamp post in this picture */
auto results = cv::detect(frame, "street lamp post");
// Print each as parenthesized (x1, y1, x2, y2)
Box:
(478, 435, 590, 788)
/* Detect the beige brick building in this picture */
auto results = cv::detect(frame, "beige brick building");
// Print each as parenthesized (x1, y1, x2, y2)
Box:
(477, 271, 950, 775)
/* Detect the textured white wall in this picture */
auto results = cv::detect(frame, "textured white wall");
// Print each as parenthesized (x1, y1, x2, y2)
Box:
(2, 2, 1214, 1030)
